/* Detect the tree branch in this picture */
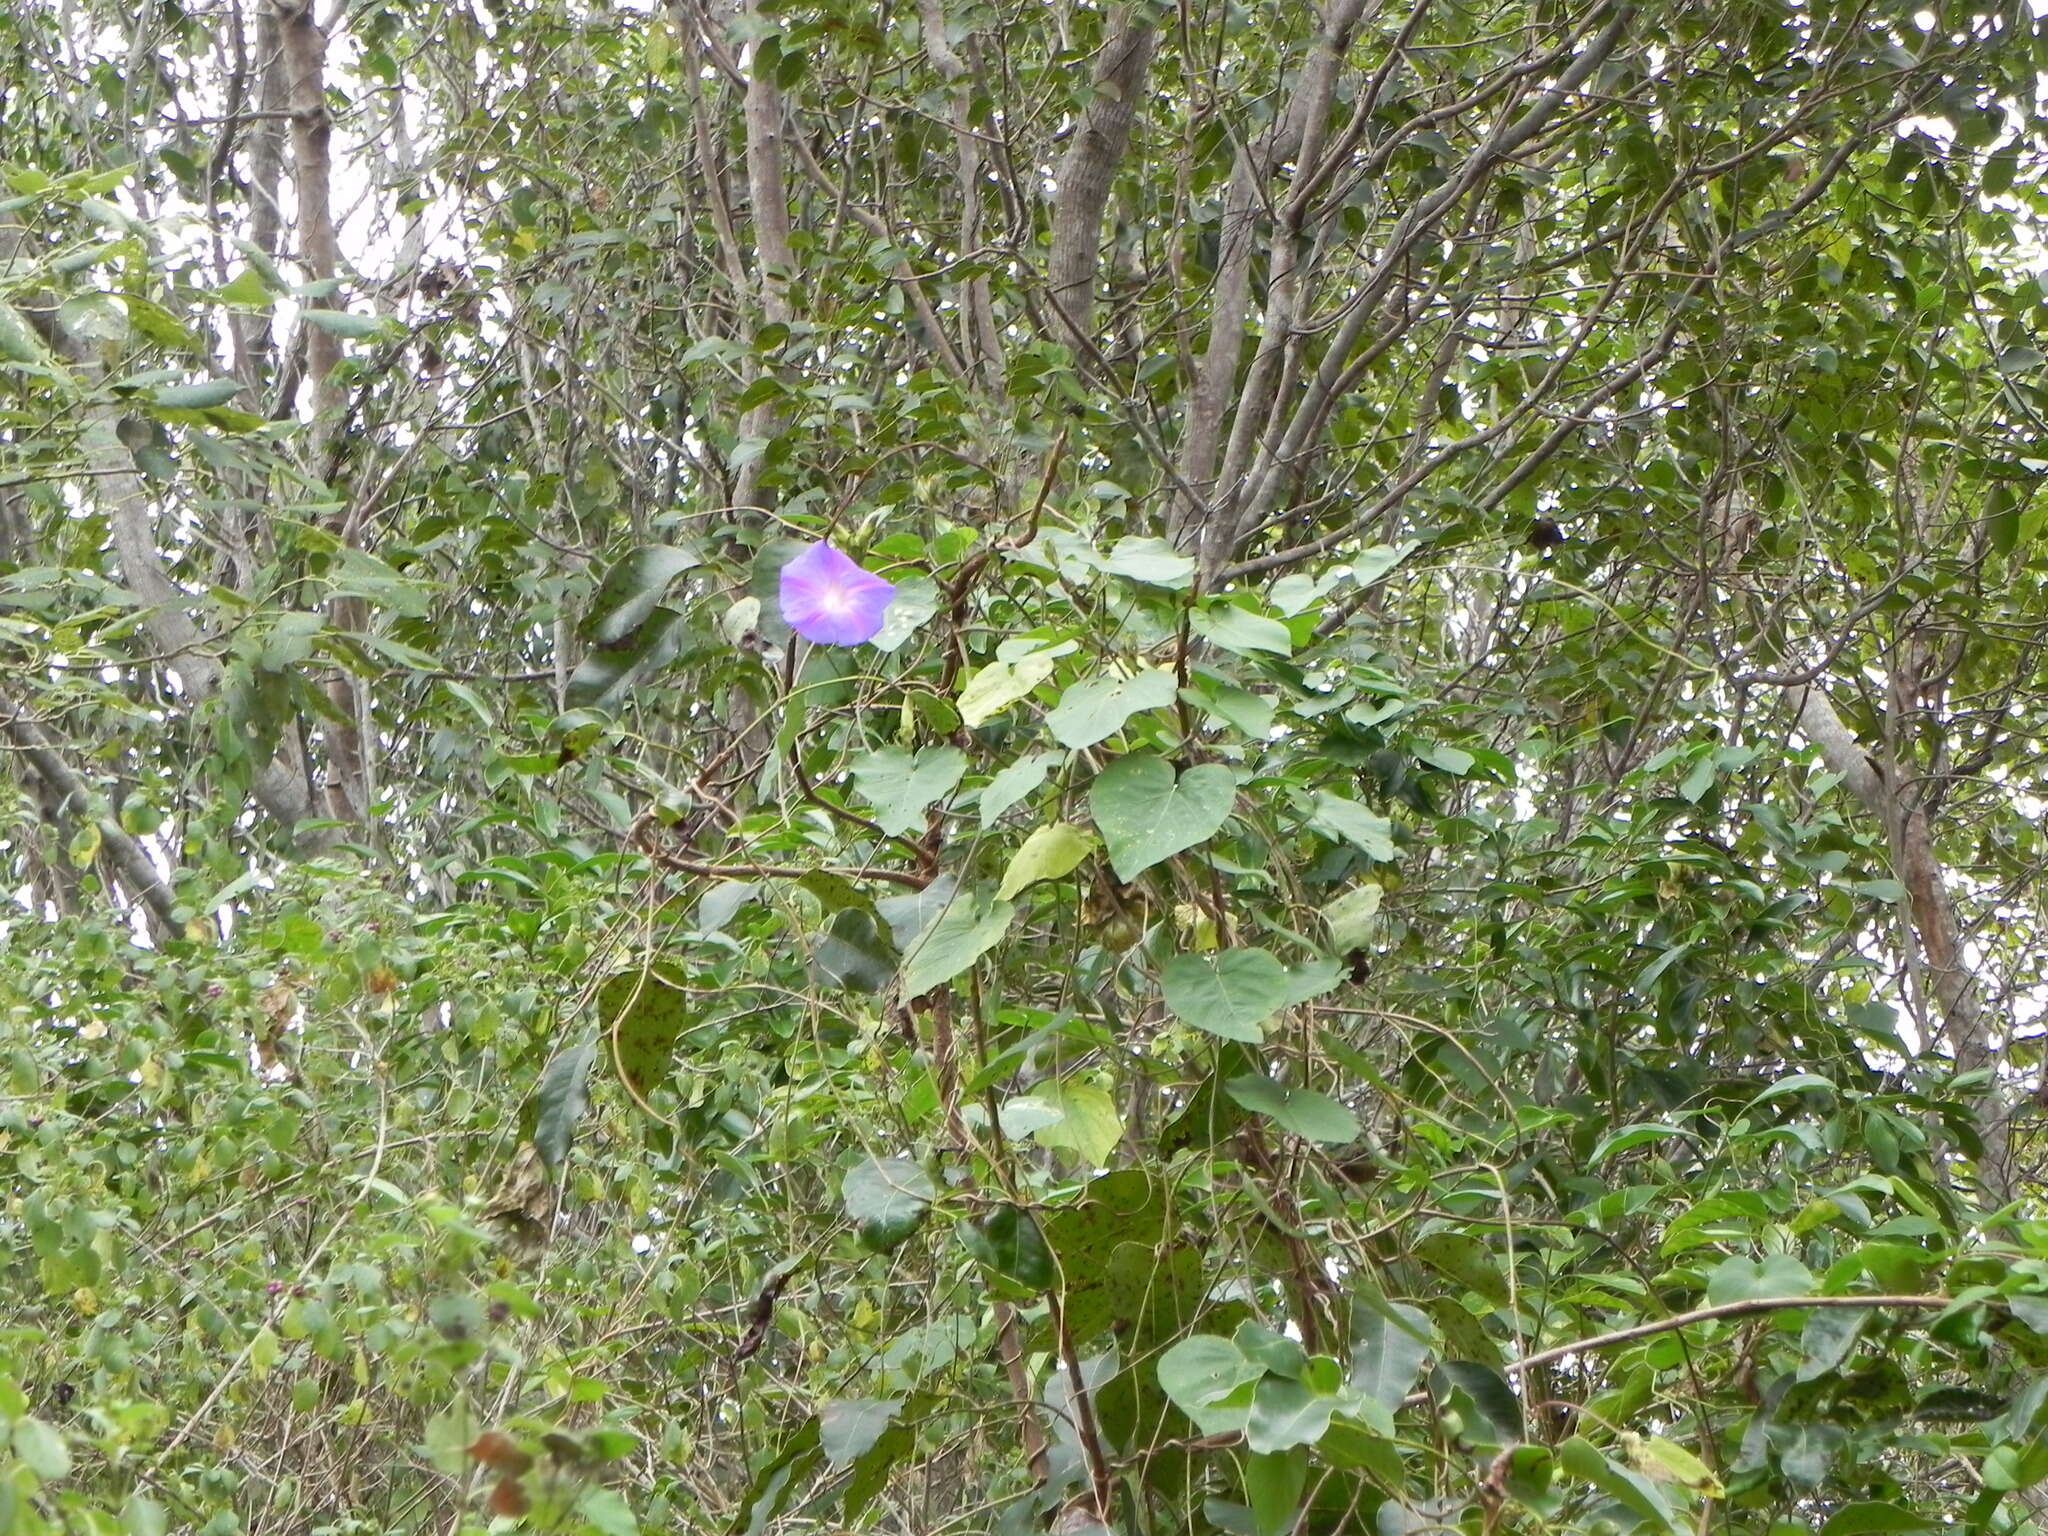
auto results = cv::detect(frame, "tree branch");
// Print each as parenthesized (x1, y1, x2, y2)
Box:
(0, 686, 178, 938)
(1503, 1293, 1954, 1379)
(1046, 12, 1156, 344)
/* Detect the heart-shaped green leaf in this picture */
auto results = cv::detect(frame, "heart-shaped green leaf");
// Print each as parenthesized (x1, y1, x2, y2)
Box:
(1089, 754, 1236, 880)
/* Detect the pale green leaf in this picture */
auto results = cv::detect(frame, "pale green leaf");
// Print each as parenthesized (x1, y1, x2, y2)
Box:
(958, 652, 1058, 726)
(1309, 793, 1396, 860)
(1003, 1080, 1122, 1164)
(1089, 754, 1235, 880)
(997, 822, 1095, 899)
(899, 887, 1015, 999)
(1192, 601, 1294, 657)
(819, 1399, 904, 1467)
(851, 745, 966, 837)
(1045, 666, 1177, 749)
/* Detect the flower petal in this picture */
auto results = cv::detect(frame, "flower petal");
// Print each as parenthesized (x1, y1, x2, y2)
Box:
(779, 542, 896, 646)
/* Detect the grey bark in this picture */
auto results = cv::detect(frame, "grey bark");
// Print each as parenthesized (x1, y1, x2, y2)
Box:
(1173, 0, 1368, 565)
(278, 0, 366, 826)
(1046, 14, 1157, 344)
(731, 0, 796, 517)
(1788, 660, 2009, 1206)
(0, 685, 179, 938)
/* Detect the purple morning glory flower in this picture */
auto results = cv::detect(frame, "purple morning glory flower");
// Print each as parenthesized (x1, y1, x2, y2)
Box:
(778, 541, 896, 646)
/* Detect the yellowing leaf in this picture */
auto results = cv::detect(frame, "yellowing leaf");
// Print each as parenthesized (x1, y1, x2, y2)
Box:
(1620, 1432, 1724, 1497)
(958, 653, 1058, 727)
(997, 823, 1095, 899)
(249, 1324, 281, 1380)
(1004, 1081, 1122, 1165)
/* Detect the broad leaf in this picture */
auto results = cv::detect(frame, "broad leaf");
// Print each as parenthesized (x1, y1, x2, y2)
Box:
(818, 1398, 902, 1466)
(958, 652, 1058, 726)
(898, 887, 1015, 999)
(958, 1205, 1056, 1291)
(997, 822, 1095, 899)
(1045, 667, 1177, 749)
(1192, 601, 1294, 657)
(1157, 1334, 1265, 1410)
(1089, 754, 1236, 880)
(1102, 536, 1195, 587)
(1350, 1301, 1436, 1411)
(1705, 1254, 1815, 1305)
(1308, 793, 1396, 861)
(1245, 1376, 1335, 1454)
(532, 1036, 597, 1174)
(980, 751, 1062, 825)
(1225, 1073, 1360, 1143)
(1001, 1080, 1122, 1164)
(1162, 948, 1291, 1043)
(596, 968, 695, 1098)
(841, 1155, 935, 1251)
(851, 745, 966, 836)
(583, 545, 701, 645)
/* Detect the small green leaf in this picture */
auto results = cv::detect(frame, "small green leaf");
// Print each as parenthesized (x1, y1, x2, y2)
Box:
(1350, 1301, 1435, 1411)
(1431, 1360, 1522, 1448)
(1308, 793, 1395, 860)
(811, 909, 898, 993)
(728, 1421, 821, 1536)
(997, 822, 1095, 900)
(1590, 1123, 1687, 1164)
(217, 268, 276, 306)
(576, 1488, 637, 1536)
(67, 821, 101, 869)
(1245, 1376, 1335, 1453)
(1322, 884, 1382, 952)
(818, 1398, 903, 1466)
(1245, 1448, 1308, 1536)
(596, 969, 697, 1099)
(980, 751, 1061, 825)
(249, 1323, 281, 1378)
(1001, 1080, 1122, 1165)
(1705, 1254, 1815, 1305)
(1353, 543, 1414, 586)
(121, 1495, 167, 1536)
(958, 652, 1058, 726)
(1620, 1432, 1724, 1497)
(1817, 1502, 1937, 1536)
(1157, 1334, 1264, 1411)
(1101, 536, 1195, 588)
(0, 300, 57, 366)
(567, 605, 689, 709)
(1225, 1074, 1360, 1143)
(1193, 600, 1294, 657)
(12, 1416, 70, 1481)
(532, 1036, 597, 1174)
(841, 1156, 935, 1251)
(301, 308, 386, 338)
(152, 377, 243, 409)
(958, 1205, 1056, 1291)
(583, 545, 701, 645)
(1412, 1232, 1511, 1308)
(871, 575, 939, 652)
(1797, 1307, 1864, 1382)
(1235, 1321, 1307, 1378)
